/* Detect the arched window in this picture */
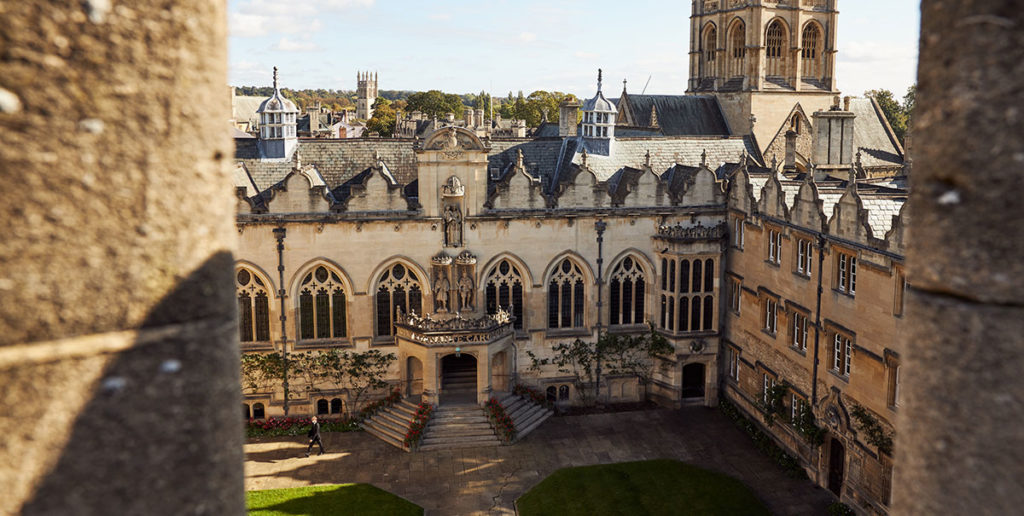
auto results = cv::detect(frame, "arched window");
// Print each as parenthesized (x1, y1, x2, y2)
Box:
(485, 259, 525, 329)
(558, 385, 570, 401)
(801, 23, 823, 79)
(668, 260, 676, 293)
(546, 386, 557, 402)
(375, 263, 423, 337)
(703, 295, 715, 330)
(692, 260, 703, 293)
(330, 398, 343, 414)
(298, 265, 347, 341)
(237, 268, 271, 343)
(610, 256, 646, 326)
(791, 114, 801, 134)
(679, 260, 691, 293)
(243, 404, 251, 420)
(679, 296, 690, 332)
(548, 258, 585, 329)
(703, 25, 718, 77)
(704, 259, 715, 292)
(691, 296, 702, 331)
(728, 21, 746, 78)
(252, 403, 265, 419)
(316, 399, 329, 415)
(667, 296, 675, 330)
(765, 20, 787, 78)
(660, 295, 667, 328)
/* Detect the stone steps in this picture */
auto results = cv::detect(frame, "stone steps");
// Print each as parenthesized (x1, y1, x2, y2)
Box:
(498, 393, 554, 443)
(361, 400, 425, 452)
(418, 405, 501, 451)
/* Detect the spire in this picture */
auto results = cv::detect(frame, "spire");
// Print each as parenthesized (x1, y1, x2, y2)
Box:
(700, 149, 708, 167)
(273, 66, 279, 91)
(516, 148, 524, 169)
(622, 78, 628, 94)
(597, 69, 603, 93)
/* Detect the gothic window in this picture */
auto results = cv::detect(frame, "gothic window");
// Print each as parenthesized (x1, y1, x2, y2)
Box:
(548, 258, 585, 329)
(678, 296, 689, 332)
(330, 398, 343, 414)
(691, 296, 702, 330)
(485, 259, 525, 329)
(692, 259, 703, 292)
(703, 25, 718, 77)
(237, 268, 271, 343)
(801, 23, 823, 79)
(668, 260, 676, 293)
(728, 20, 746, 78)
(667, 296, 675, 331)
(316, 399, 329, 415)
(703, 295, 714, 329)
(679, 260, 690, 293)
(252, 403, 265, 419)
(765, 20, 787, 78)
(375, 263, 423, 337)
(609, 256, 646, 326)
(298, 266, 347, 341)
(704, 259, 715, 292)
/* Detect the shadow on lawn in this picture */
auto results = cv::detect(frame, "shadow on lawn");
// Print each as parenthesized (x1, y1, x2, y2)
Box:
(248, 484, 422, 516)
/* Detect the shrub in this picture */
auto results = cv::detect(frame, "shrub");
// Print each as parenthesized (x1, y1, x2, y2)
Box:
(245, 416, 359, 438)
(513, 384, 554, 410)
(403, 402, 433, 449)
(357, 387, 402, 421)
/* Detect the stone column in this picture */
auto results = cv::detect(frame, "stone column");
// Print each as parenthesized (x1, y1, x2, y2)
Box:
(893, 2, 1024, 515)
(0, 2, 242, 515)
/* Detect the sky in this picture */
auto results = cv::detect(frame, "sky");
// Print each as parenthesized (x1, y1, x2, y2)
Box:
(228, 0, 920, 99)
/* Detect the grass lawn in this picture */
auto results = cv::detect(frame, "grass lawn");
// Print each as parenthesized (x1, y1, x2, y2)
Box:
(517, 459, 771, 516)
(247, 484, 422, 516)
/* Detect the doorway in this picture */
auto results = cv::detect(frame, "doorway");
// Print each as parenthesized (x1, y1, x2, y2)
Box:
(682, 362, 706, 398)
(406, 356, 423, 398)
(828, 437, 846, 496)
(441, 354, 477, 405)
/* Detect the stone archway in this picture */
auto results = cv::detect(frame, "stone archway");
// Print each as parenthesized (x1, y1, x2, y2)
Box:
(407, 356, 423, 398)
(828, 437, 846, 496)
(441, 354, 477, 405)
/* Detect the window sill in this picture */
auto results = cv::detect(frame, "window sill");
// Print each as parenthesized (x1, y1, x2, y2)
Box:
(764, 259, 781, 268)
(241, 341, 275, 352)
(793, 271, 812, 281)
(372, 336, 398, 346)
(295, 338, 351, 349)
(608, 324, 650, 335)
(544, 328, 591, 339)
(761, 328, 777, 339)
(789, 345, 807, 356)
(827, 369, 850, 383)
(833, 288, 856, 299)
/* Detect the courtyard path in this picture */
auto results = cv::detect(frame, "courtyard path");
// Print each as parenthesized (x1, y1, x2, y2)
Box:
(244, 406, 835, 515)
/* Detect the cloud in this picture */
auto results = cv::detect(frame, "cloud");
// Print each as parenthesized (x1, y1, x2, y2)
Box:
(519, 32, 537, 43)
(274, 37, 321, 52)
(229, 0, 374, 38)
(429, 13, 451, 21)
(574, 51, 598, 59)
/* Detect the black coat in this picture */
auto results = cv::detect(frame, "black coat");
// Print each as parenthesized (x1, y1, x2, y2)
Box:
(307, 421, 321, 439)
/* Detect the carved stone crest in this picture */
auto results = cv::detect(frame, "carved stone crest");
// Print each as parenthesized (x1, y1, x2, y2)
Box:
(442, 176, 465, 197)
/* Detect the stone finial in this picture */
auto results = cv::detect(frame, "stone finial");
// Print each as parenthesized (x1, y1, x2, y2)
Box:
(847, 164, 858, 190)
(516, 148, 524, 169)
(739, 148, 747, 165)
(294, 151, 301, 171)
(700, 149, 708, 167)
(273, 66, 279, 91)
(749, 113, 757, 130)
(581, 148, 589, 167)
(644, 149, 651, 167)
(597, 69, 603, 92)
(771, 154, 778, 171)
(373, 150, 381, 164)
(622, 78, 628, 94)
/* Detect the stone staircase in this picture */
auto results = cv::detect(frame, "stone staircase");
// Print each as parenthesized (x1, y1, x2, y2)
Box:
(362, 399, 420, 452)
(419, 405, 500, 451)
(497, 392, 554, 442)
(440, 357, 477, 405)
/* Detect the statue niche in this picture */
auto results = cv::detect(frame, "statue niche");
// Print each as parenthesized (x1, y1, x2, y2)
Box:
(441, 176, 465, 248)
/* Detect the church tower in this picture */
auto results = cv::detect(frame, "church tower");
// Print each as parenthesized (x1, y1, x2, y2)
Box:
(256, 67, 298, 160)
(356, 71, 378, 120)
(686, 0, 840, 150)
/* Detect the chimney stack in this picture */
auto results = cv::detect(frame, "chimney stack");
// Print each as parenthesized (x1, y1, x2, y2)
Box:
(812, 99, 857, 176)
(784, 130, 797, 174)
(558, 97, 580, 137)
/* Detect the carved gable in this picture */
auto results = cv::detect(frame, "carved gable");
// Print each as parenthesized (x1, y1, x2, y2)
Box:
(556, 165, 608, 208)
(828, 184, 873, 241)
(790, 179, 826, 231)
(757, 173, 789, 219)
(345, 165, 406, 212)
(679, 166, 724, 206)
(265, 166, 332, 214)
(727, 165, 756, 214)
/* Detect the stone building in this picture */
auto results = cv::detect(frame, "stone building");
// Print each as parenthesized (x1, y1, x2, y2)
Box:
(233, 1, 905, 513)
(356, 71, 378, 120)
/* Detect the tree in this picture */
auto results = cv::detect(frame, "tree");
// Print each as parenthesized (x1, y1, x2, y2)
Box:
(528, 339, 597, 406)
(365, 97, 396, 137)
(865, 88, 909, 145)
(405, 90, 466, 119)
(337, 349, 396, 418)
(240, 352, 284, 394)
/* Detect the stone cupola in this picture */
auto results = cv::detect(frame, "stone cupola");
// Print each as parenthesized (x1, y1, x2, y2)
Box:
(256, 66, 299, 160)
(581, 69, 616, 143)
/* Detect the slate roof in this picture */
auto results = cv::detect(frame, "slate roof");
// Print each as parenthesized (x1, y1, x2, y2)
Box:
(614, 94, 731, 136)
(849, 98, 904, 169)
(232, 95, 265, 125)
(486, 138, 567, 186)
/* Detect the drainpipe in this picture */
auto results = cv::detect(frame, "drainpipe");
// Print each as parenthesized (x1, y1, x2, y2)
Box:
(810, 234, 826, 406)
(594, 219, 607, 403)
(273, 226, 290, 415)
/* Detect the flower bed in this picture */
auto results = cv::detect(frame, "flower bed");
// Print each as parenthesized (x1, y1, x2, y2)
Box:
(513, 384, 554, 410)
(720, 398, 807, 479)
(245, 416, 359, 438)
(486, 397, 517, 443)
(403, 402, 433, 449)
(357, 387, 402, 421)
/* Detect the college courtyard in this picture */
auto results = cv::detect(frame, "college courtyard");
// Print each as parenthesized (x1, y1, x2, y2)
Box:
(245, 407, 834, 515)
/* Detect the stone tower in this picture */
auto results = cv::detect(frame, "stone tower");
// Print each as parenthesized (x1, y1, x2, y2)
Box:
(257, 67, 299, 160)
(356, 71, 378, 120)
(686, 0, 840, 150)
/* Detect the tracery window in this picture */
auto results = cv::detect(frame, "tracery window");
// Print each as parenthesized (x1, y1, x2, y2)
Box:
(765, 20, 787, 78)
(485, 259, 525, 329)
(801, 23, 823, 79)
(237, 268, 271, 343)
(548, 258, 585, 329)
(728, 21, 746, 77)
(703, 25, 718, 77)
(298, 265, 347, 341)
(375, 263, 423, 337)
(609, 257, 646, 326)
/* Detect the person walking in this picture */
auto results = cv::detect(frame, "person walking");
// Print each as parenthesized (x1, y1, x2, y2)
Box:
(305, 416, 325, 457)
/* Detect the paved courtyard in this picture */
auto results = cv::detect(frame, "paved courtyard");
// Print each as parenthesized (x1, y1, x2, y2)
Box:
(245, 406, 836, 515)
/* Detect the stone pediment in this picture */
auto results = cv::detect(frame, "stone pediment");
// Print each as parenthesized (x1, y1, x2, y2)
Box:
(422, 126, 487, 155)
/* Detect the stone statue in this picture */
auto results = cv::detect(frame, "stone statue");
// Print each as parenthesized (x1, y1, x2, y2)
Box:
(433, 271, 450, 312)
(443, 127, 459, 150)
(443, 205, 462, 247)
(457, 272, 474, 312)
